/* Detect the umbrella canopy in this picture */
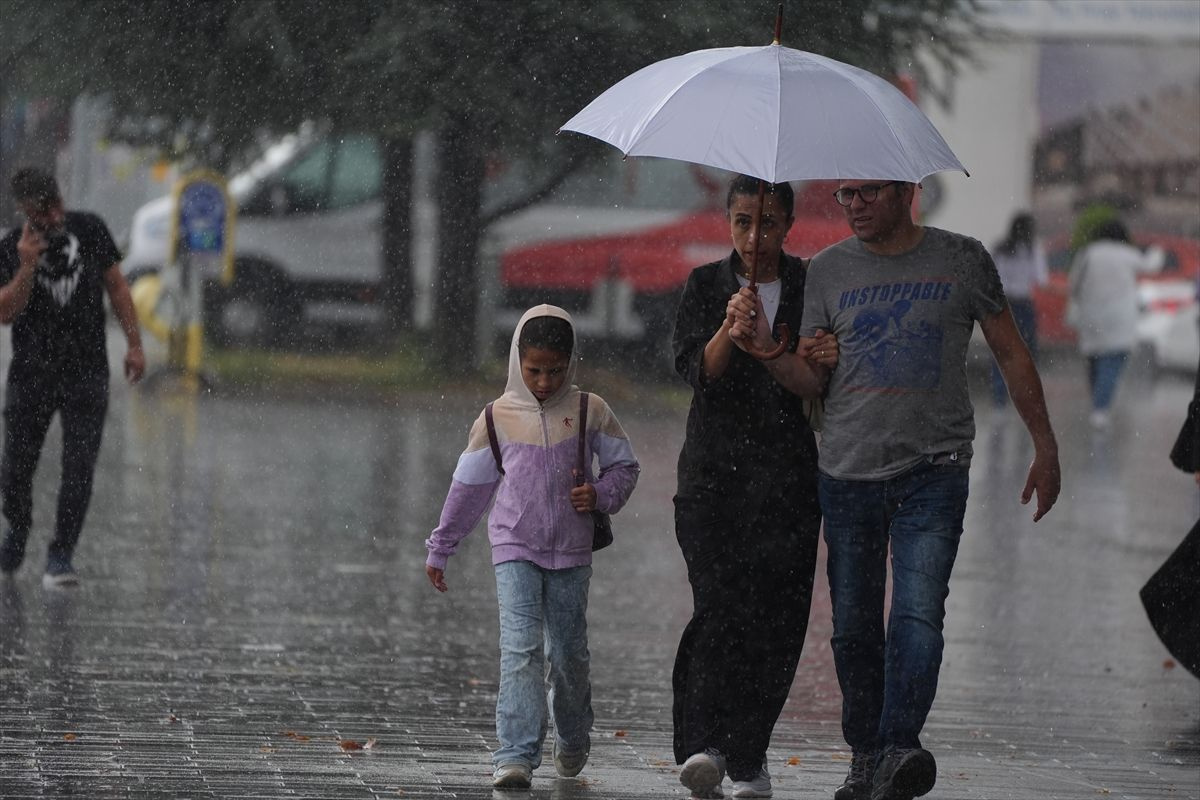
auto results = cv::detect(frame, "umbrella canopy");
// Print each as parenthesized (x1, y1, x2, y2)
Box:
(561, 43, 967, 185)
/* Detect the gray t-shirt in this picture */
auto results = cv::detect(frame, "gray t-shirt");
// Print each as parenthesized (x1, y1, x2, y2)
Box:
(801, 227, 1006, 480)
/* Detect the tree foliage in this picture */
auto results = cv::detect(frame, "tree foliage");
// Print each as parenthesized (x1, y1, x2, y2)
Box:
(2, 0, 985, 365)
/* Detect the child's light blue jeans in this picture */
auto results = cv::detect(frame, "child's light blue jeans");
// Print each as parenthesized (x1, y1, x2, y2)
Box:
(493, 560, 593, 768)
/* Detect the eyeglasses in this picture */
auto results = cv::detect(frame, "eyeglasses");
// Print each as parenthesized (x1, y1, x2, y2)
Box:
(832, 181, 900, 207)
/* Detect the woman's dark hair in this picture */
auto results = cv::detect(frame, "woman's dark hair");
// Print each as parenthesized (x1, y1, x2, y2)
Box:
(995, 212, 1035, 257)
(1093, 218, 1130, 244)
(518, 315, 573, 357)
(726, 174, 794, 218)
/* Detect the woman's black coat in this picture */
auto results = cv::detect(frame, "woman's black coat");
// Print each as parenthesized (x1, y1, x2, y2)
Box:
(672, 250, 820, 519)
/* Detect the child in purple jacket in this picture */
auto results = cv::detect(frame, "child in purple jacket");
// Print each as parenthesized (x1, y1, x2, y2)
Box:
(425, 304, 639, 789)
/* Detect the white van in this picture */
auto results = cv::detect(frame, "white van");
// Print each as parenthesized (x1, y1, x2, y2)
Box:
(123, 125, 390, 345)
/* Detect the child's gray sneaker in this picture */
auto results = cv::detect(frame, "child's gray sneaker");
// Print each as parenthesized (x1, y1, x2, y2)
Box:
(552, 736, 590, 777)
(492, 762, 532, 789)
(680, 748, 727, 796)
(870, 748, 935, 800)
(730, 763, 772, 798)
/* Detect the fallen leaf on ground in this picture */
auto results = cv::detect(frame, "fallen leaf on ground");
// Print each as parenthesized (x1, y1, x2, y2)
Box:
(63, 733, 77, 742)
(614, 730, 627, 737)
(831, 752, 850, 761)
(1163, 659, 1176, 670)
(339, 739, 364, 751)
(787, 756, 801, 766)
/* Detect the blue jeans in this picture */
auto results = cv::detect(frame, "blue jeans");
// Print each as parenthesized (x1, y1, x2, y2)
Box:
(1086, 351, 1128, 412)
(493, 560, 593, 768)
(818, 461, 969, 752)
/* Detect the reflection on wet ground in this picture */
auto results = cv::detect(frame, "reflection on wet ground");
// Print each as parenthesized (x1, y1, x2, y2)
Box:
(0, 348, 1197, 798)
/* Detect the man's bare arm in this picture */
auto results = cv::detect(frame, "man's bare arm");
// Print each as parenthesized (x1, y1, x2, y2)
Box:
(0, 225, 42, 323)
(980, 306, 1061, 520)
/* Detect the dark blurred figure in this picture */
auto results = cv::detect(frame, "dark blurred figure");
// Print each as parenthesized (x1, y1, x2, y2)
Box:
(1169, 344, 1200, 491)
(1066, 217, 1163, 429)
(1141, 347, 1200, 680)
(989, 213, 1047, 408)
(0, 168, 144, 589)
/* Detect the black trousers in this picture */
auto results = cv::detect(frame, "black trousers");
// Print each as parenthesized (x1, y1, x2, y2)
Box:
(672, 485, 820, 780)
(1, 375, 108, 564)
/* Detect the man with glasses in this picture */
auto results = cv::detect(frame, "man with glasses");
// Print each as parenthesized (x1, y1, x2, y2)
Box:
(728, 179, 1060, 800)
(0, 167, 144, 588)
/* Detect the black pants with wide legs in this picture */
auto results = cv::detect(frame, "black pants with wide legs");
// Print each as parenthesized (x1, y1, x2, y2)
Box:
(672, 485, 820, 781)
(1, 375, 108, 567)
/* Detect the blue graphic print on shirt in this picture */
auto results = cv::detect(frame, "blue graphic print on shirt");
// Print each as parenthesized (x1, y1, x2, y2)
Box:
(839, 279, 955, 391)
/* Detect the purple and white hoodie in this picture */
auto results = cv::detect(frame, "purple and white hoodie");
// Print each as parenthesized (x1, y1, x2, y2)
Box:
(425, 305, 640, 571)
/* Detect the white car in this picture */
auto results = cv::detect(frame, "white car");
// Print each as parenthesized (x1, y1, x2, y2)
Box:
(1137, 279, 1199, 374)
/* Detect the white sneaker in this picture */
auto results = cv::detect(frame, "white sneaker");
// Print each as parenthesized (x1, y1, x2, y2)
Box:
(680, 749, 727, 796)
(492, 763, 532, 789)
(731, 764, 772, 798)
(42, 568, 80, 589)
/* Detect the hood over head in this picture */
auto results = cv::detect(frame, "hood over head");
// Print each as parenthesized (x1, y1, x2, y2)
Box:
(504, 304, 578, 407)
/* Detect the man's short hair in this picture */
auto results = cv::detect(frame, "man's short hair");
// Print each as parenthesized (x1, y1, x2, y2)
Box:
(10, 168, 60, 208)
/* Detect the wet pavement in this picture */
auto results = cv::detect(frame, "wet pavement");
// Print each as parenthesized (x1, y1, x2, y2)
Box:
(0, 334, 1198, 799)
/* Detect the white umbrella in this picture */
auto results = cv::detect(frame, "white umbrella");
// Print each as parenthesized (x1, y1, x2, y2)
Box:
(560, 43, 967, 185)
(560, 35, 967, 359)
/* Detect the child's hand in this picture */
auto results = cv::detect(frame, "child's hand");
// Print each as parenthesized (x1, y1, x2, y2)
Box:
(570, 483, 597, 512)
(426, 565, 448, 592)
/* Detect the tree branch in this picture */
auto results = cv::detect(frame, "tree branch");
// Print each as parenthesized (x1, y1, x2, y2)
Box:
(479, 147, 589, 227)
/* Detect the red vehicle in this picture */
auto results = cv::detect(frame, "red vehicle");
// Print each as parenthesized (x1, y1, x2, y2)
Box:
(494, 178, 850, 361)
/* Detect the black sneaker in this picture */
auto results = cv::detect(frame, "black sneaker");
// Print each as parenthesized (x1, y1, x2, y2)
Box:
(870, 748, 935, 800)
(0, 527, 27, 574)
(42, 556, 80, 589)
(834, 749, 877, 800)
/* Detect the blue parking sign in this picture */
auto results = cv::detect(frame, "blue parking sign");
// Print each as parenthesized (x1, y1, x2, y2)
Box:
(179, 181, 226, 254)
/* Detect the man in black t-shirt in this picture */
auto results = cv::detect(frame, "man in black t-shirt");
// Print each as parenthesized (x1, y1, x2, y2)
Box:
(0, 168, 144, 588)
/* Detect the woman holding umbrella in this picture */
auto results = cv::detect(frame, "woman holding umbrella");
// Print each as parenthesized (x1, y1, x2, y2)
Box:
(671, 174, 836, 799)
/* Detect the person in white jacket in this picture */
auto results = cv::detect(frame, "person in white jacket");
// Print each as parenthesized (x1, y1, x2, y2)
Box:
(1068, 218, 1164, 428)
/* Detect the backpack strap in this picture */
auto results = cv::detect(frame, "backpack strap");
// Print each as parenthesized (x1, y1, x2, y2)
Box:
(574, 392, 589, 487)
(484, 402, 505, 476)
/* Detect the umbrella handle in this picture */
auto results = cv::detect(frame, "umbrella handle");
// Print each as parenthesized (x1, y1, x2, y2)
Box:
(743, 179, 787, 360)
(746, 321, 789, 361)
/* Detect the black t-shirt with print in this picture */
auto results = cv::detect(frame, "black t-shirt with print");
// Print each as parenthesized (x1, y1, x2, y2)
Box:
(0, 211, 121, 383)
